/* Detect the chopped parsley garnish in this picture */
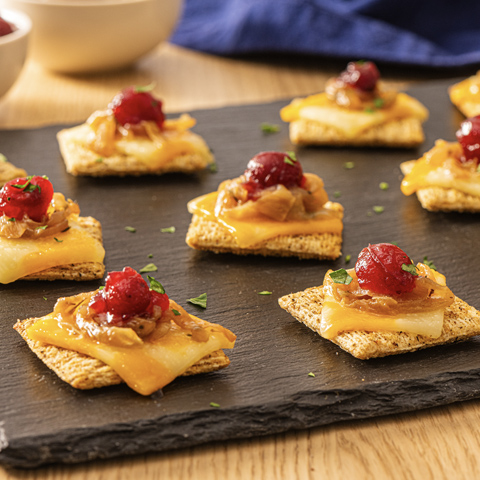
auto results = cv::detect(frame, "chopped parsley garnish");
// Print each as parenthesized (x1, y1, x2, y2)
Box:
(0, 153, 7, 162)
(308, 372, 315, 377)
(345, 254, 351, 264)
(95, 157, 104, 163)
(209, 161, 218, 173)
(161, 226, 175, 233)
(333, 191, 342, 198)
(43, 296, 47, 301)
(286, 151, 297, 162)
(99, 286, 105, 290)
(12, 176, 41, 193)
(379, 182, 389, 190)
(187, 293, 207, 308)
(125, 226, 136, 233)
(260, 122, 280, 134)
(134, 82, 155, 93)
(210, 402, 220, 408)
(172, 309, 181, 316)
(423, 256, 437, 271)
(258, 291, 272, 295)
(284, 157, 295, 166)
(374, 98, 384, 109)
(343, 161, 355, 169)
(148, 253, 153, 258)
(401, 263, 418, 275)
(364, 107, 375, 114)
(54, 237, 63, 243)
(373, 205, 384, 214)
(140, 263, 157, 273)
(7, 217, 15, 222)
(35, 225, 48, 230)
(148, 276, 165, 294)
(329, 268, 353, 285)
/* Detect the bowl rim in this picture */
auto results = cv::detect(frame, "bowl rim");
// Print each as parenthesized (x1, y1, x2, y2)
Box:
(0, 8, 31, 44)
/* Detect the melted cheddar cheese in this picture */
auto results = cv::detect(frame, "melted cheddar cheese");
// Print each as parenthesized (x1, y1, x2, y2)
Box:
(26, 299, 236, 396)
(0, 219, 105, 284)
(401, 140, 480, 197)
(187, 191, 343, 248)
(321, 265, 452, 339)
(280, 92, 428, 138)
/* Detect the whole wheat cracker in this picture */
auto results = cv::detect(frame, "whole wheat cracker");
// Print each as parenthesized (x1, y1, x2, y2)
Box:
(400, 160, 480, 212)
(57, 126, 214, 177)
(0, 161, 27, 186)
(186, 201, 343, 260)
(21, 216, 105, 281)
(14, 317, 230, 390)
(279, 286, 480, 360)
(289, 117, 425, 147)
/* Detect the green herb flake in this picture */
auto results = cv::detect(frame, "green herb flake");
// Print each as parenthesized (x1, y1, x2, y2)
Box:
(187, 293, 207, 308)
(260, 122, 280, 134)
(364, 107, 375, 114)
(379, 182, 389, 190)
(210, 402, 220, 408)
(209, 161, 218, 173)
(258, 291, 272, 295)
(148, 276, 165, 294)
(286, 151, 297, 162)
(172, 309, 181, 316)
(423, 256, 437, 271)
(161, 226, 175, 234)
(148, 253, 153, 258)
(401, 263, 418, 276)
(333, 191, 342, 198)
(343, 161, 355, 169)
(43, 296, 47, 301)
(329, 268, 353, 285)
(35, 225, 48, 231)
(308, 372, 316, 377)
(95, 157, 104, 163)
(139, 263, 158, 273)
(134, 82, 155, 93)
(345, 254, 351, 264)
(374, 98, 385, 109)
(0, 153, 7, 163)
(284, 157, 295, 166)
(125, 226, 136, 233)
(373, 205, 384, 214)
(54, 237, 63, 243)
(99, 285, 105, 290)
(7, 217, 15, 222)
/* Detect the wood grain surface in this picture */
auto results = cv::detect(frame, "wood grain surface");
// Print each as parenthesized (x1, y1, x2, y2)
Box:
(1, 41, 480, 479)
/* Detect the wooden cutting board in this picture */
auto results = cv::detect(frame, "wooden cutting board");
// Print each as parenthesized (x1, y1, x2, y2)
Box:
(1, 79, 479, 468)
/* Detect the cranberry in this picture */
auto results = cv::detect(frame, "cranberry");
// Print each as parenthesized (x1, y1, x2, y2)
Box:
(243, 151, 305, 198)
(355, 243, 416, 295)
(109, 86, 165, 129)
(339, 61, 380, 92)
(456, 116, 480, 165)
(0, 176, 54, 222)
(0, 18, 13, 37)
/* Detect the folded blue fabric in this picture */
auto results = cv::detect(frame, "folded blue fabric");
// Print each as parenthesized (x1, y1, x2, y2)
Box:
(170, 0, 480, 68)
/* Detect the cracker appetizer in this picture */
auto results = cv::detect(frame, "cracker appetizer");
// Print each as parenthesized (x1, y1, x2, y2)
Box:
(279, 243, 480, 359)
(57, 85, 214, 176)
(0, 155, 27, 186)
(14, 267, 236, 396)
(186, 151, 344, 260)
(0, 175, 105, 283)
(280, 61, 428, 147)
(401, 116, 480, 212)
(449, 71, 480, 117)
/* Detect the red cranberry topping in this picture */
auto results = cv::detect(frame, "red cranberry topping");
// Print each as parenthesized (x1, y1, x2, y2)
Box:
(0, 18, 13, 37)
(355, 243, 417, 295)
(0, 176, 54, 222)
(109, 86, 165, 129)
(90, 267, 169, 325)
(243, 151, 305, 198)
(339, 61, 380, 92)
(456, 115, 480, 165)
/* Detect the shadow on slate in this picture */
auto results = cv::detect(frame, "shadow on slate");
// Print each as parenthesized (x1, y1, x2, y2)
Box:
(1, 78, 480, 468)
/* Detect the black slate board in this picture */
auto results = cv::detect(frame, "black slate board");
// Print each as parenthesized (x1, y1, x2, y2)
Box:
(0, 78, 478, 469)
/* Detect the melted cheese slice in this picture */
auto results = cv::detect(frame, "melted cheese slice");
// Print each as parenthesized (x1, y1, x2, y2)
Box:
(320, 299, 444, 340)
(26, 300, 236, 396)
(0, 220, 105, 284)
(188, 192, 343, 248)
(401, 140, 480, 197)
(69, 124, 213, 169)
(280, 92, 428, 138)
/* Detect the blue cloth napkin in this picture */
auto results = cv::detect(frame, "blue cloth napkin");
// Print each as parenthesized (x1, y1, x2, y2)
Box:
(170, 0, 480, 69)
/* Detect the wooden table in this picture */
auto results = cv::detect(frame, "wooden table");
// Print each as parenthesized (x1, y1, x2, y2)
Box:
(1, 42, 480, 480)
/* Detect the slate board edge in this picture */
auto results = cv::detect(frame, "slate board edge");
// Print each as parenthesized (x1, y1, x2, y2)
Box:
(2, 367, 480, 469)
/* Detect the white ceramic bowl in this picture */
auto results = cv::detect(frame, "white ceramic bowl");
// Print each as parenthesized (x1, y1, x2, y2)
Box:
(0, 0, 183, 74)
(0, 8, 31, 99)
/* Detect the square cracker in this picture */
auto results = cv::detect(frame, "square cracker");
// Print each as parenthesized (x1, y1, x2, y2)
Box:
(400, 160, 480, 212)
(0, 161, 27, 186)
(14, 317, 231, 390)
(57, 126, 214, 177)
(22, 216, 105, 281)
(289, 117, 425, 147)
(186, 201, 343, 260)
(278, 286, 480, 360)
